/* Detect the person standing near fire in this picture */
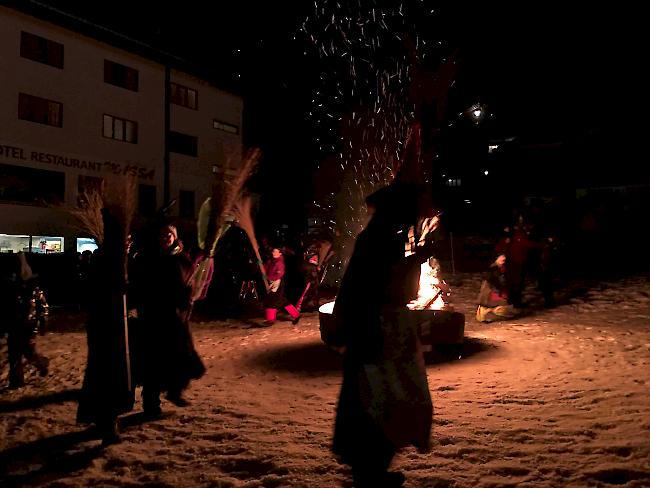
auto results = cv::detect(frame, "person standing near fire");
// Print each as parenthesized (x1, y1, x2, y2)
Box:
(262, 247, 301, 325)
(331, 182, 437, 487)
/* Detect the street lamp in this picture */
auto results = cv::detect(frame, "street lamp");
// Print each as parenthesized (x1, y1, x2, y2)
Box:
(466, 103, 486, 124)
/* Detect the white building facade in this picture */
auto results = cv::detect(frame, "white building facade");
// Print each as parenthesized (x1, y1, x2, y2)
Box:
(0, 5, 242, 254)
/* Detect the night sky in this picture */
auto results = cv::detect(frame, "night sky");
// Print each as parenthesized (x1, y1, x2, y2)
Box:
(23, 1, 636, 231)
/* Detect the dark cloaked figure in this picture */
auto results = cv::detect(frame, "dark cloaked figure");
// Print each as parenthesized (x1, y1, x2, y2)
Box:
(136, 224, 206, 414)
(297, 253, 320, 312)
(4, 252, 49, 389)
(77, 209, 134, 444)
(331, 183, 435, 487)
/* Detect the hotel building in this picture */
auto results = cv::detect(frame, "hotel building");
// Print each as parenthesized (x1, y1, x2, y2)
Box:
(0, 4, 242, 254)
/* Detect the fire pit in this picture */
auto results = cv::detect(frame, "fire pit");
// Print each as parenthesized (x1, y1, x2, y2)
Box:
(319, 259, 464, 358)
(319, 303, 464, 353)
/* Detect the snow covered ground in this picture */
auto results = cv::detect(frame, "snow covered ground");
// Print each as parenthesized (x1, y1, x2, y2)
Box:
(2, 272, 649, 487)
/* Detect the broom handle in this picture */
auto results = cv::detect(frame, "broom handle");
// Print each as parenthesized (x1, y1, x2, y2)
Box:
(296, 282, 311, 310)
(254, 255, 270, 292)
(209, 223, 230, 258)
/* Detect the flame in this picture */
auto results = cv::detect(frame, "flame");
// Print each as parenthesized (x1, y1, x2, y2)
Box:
(319, 258, 451, 315)
(407, 258, 450, 311)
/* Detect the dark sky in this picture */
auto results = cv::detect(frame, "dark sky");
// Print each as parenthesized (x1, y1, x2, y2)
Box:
(22, 1, 637, 227)
(35, 1, 628, 134)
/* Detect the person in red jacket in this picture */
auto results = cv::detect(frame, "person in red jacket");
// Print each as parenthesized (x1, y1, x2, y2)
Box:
(504, 223, 535, 308)
(262, 247, 301, 326)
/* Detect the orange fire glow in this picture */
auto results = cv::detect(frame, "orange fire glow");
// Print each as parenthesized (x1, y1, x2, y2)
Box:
(407, 258, 451, 311)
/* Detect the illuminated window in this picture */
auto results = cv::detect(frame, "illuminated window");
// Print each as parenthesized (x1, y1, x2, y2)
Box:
(31, 235, 64, 254)
(18, 93, 62, 127)
(103, 114, 138, 143)
(170, 82, 198, 109)
(76, 237, 98, 253)
(0, 234, 30, 253)
(104, 60, 139, 91)
(20, 31, 64, 68)
(213, 119, 239, 135)
(444, 178, 462, 187)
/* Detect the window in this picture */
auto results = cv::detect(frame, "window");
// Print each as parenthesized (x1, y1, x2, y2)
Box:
(103, 114, 138, 143)
(31, 235, 64, 254)
(20, 31, 64, 68)
(0, 234, 30, 253)
(0, 163, 65, 204)
(104, 60, 139, 91)
(170, 82, 198, 109)
(18, 93, 62, 127)
(76, 237, 98, 253)
(138, 184, 157, 216)
(445, 178, 462, 187)
(77, 175, 104, 206)
(213, 119, 239, 135)
(169, 131, 198, 156)
(179, 190, 195, 219)
(0, 234, 64, 254)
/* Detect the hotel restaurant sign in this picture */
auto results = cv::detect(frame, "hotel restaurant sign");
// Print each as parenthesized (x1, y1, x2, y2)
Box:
(0, 141, 155, 180)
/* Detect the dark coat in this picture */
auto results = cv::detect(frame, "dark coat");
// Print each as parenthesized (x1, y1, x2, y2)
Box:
(77, 212, 134, 425)
(137, 243, 205, 393)
(332, 208, 434, 465)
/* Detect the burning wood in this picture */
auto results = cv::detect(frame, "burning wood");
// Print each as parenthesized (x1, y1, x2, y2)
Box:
(407, 258, 451, 311)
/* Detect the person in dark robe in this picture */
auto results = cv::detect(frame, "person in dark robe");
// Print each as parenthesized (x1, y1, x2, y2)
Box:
(297, 253, 320, 312)
(136, 224, 206, 415)
(4, 252, 49, 389)
(77, 208, 134, 445)
(331, 182, 436, 487)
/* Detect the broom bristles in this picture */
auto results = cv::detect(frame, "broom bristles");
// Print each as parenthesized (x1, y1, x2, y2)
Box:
(208, 148, 260, 256)
(219, 149, 260, 226)
(67, 175, 137, 246)
(69, 189, 105, 243)
(234, 196, 262, 263)
(233, 195, 268, 289)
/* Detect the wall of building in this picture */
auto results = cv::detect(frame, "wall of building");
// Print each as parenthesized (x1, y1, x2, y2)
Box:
(0, 6, 242, 253)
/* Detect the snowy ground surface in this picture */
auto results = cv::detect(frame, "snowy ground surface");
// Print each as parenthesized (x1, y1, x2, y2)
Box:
(2, 272, 650, 487)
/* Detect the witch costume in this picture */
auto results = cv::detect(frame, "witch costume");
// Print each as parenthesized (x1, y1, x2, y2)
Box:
(331, 183, 435, 487)
(77, 209, 135, 444)
(136, 225, 206, 413)
(4, 253, 50, 389)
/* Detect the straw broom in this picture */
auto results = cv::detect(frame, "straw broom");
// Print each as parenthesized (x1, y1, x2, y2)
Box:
(212, 148, 261, 255)
(68, 175, 137, 246)
(233, 195, 269, 290)
(68, 175, 137, 391)
(190, 149, 261, 301)
(69, 188, 105, 244)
